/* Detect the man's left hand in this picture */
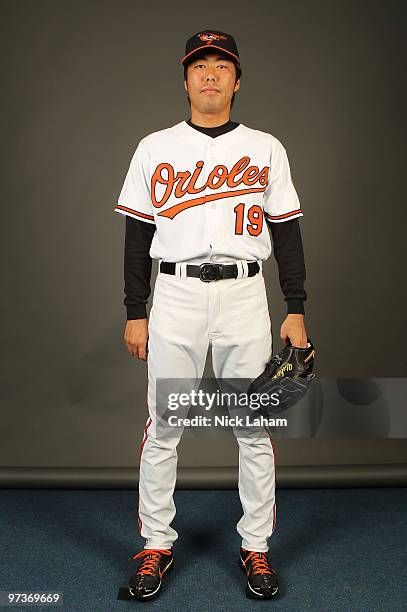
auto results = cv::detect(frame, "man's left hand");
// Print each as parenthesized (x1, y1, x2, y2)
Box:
(280, 314, 308, 348)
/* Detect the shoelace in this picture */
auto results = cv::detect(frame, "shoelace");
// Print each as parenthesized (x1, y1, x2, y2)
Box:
(244, 550, 273, 575)
(131, 549, 172, 576)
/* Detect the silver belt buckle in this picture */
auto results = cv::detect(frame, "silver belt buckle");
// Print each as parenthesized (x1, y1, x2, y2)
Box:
(199, 263, 223, 282)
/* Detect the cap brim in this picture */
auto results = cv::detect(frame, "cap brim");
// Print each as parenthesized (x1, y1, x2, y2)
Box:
(181, 44, 239, 65)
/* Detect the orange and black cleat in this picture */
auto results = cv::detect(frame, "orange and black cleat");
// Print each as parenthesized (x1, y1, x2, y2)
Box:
(239, 547, 279, 599)
(128, 548, 173, 601)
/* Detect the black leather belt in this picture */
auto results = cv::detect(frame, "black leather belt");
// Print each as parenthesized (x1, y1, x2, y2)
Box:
(159, 261, 260, 282)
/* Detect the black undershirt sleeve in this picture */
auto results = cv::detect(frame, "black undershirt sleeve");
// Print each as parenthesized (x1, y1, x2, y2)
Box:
(124, 216, 155, 320)
(267, 218, 307, 315)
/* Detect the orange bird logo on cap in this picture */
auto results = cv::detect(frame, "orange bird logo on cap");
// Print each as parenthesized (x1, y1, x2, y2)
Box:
(198, 32, 228, 43)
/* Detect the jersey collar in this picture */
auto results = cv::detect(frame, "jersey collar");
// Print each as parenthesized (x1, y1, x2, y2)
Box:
(177, 120, 245, 144)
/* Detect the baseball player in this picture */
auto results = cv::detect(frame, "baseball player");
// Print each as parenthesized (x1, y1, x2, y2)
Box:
(114, 30, 309, 601)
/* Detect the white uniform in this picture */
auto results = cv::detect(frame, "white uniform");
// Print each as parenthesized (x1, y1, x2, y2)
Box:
(114, 120, 303, 552)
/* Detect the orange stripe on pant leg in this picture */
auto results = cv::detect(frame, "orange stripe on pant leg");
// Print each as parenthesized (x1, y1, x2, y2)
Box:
(268, 433, 277, 533)
(137, 415, 152, 533)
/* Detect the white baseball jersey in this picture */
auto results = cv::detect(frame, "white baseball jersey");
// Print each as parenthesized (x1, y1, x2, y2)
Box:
(114, 120, 303, 263)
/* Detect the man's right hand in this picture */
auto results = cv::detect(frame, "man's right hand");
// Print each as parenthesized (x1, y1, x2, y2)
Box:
(124, 318, 149, 361)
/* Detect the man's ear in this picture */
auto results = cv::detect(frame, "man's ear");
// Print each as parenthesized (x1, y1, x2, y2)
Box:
(234, 79, 241, 93)
(184, 79, 188, 93)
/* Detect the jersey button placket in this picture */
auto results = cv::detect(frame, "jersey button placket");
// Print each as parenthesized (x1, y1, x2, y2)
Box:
(207, 140, 217, 255)
(210, 142, 217, 209)
(209, 140, 224, 247)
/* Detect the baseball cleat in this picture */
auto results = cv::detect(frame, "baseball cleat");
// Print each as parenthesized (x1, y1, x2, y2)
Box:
(239, 547, 279, 599)
(128, 547, 173, 601)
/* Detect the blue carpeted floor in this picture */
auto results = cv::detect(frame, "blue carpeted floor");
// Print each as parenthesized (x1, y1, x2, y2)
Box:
(1, 488, 406, 611)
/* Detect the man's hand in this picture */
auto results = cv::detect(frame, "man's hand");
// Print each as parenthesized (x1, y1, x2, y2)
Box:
(124, 318, 149, 361)
(280, 314, 308, 348)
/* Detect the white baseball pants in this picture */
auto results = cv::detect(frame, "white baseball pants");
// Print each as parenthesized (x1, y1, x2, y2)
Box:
(137, 260, 277, 553)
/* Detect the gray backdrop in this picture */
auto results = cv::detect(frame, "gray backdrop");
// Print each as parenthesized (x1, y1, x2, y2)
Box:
(1, 0, 406, 484)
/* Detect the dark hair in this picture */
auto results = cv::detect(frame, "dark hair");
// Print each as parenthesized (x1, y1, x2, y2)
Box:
(183, 59, 242, 109)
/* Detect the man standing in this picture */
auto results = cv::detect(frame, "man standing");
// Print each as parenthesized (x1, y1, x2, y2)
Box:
(114, 30, 308, 601)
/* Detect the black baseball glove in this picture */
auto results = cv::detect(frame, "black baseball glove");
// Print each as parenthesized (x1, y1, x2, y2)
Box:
(247, 339, 316, 416)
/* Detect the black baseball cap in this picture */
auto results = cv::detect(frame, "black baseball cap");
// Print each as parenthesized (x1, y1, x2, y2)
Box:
(181, 30, 240, 67)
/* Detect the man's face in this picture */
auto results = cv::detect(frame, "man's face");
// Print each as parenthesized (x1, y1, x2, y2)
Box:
(184, 53, 240, 112)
